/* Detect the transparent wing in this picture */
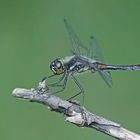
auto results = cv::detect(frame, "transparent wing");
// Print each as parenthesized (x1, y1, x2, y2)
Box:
(89, 36, 104, 62)
(89, 36, 113, 87)
(64, 19, 113, 87)
(64, 19, 88, 56)
(97, 70, 113, 87)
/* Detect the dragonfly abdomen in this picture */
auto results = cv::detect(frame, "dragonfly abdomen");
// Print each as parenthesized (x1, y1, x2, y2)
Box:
(94, 62, 140, 71)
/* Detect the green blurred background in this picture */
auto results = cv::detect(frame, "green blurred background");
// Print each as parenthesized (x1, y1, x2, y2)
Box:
(0, 0, 140, 139)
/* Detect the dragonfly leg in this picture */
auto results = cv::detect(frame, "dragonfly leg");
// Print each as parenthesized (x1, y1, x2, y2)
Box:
(67, 75, 85, 105)
(48, 73, 66, 87)
(40, 76, 47, 82)
(52, 74, 69, 94)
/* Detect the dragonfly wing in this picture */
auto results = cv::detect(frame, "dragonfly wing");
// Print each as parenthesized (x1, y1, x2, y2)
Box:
(97, 70, 113, 87)
(89, 36, 113, 87)
(64, 19, 88, 56)
(64, 19, 113, 87)
(89, 36, 104, 62)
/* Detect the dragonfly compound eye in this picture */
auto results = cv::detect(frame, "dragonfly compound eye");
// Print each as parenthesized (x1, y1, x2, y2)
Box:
(50, 59, 64, 75)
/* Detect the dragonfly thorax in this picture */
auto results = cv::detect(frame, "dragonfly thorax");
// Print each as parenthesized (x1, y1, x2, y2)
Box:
(50, 58, 65, 75)
(62, 55, 96, 74)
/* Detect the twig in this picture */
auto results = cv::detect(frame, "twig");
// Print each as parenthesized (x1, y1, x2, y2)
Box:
(12, 80, 140, 140)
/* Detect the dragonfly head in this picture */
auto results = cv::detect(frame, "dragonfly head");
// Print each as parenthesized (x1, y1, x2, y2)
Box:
(50, 58, 64, 75)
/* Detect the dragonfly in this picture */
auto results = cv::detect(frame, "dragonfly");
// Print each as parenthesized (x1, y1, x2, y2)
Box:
(47, 19, 140, 102)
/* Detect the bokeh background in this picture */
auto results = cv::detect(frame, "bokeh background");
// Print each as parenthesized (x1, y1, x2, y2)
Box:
(0, 0, 140, 140)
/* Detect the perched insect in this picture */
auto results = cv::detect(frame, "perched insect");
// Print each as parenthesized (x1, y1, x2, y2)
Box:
(47, 19, 140, 102)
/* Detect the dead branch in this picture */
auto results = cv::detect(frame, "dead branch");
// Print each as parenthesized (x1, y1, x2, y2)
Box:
(12, 80, 140, 140)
